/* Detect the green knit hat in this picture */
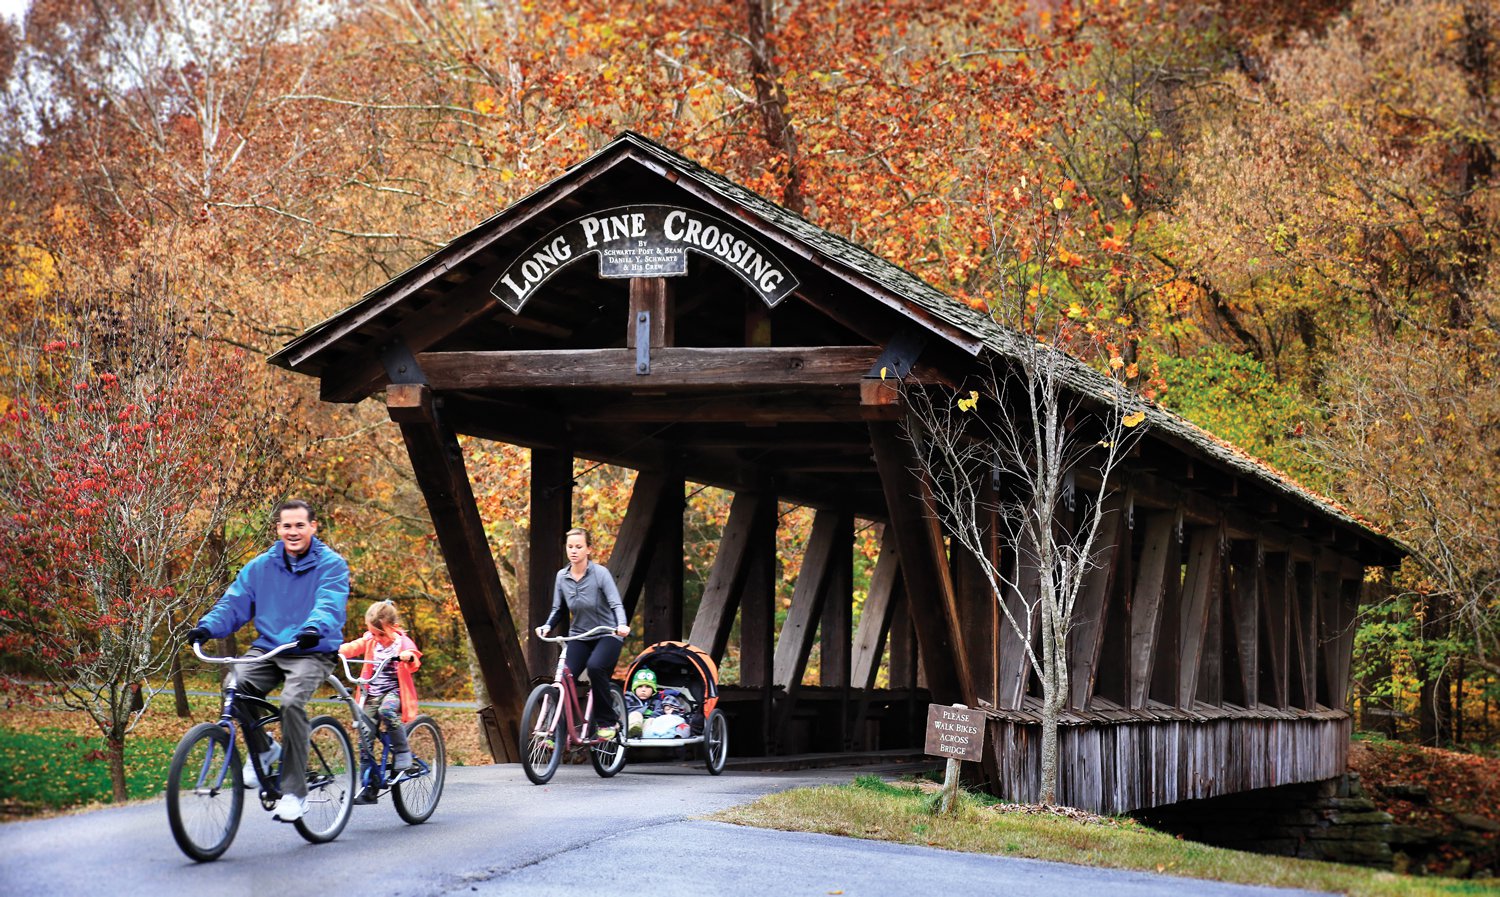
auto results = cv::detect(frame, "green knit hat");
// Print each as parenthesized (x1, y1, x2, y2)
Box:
(630, 668, 657, 693)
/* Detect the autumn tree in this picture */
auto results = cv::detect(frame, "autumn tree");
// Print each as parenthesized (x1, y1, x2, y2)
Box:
(1313, 336, 1500, 744)
(0, 246, 280, 801)
(902, 178, 1150, 805)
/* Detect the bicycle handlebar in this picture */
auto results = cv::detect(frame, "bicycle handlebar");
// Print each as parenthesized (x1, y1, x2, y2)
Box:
(191, 640, 299, 665)
(335, 652, 403, 685)
(534, 624, 622, 644)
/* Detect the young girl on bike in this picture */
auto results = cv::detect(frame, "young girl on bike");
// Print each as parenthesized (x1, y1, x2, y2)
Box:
(535, 528, 630, 740)
(339, 601, 422, 803)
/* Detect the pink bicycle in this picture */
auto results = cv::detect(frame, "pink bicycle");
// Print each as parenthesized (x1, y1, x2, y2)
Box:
(519, 625, 628, 784)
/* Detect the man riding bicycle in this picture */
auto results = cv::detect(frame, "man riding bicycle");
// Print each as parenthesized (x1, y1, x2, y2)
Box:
(186, 499, 349, 823)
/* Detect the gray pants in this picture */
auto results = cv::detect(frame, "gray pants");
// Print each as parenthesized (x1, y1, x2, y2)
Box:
(240, 649, 335, 798)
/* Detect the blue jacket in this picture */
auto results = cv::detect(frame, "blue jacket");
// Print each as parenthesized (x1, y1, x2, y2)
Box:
(197, 536, 350, 653)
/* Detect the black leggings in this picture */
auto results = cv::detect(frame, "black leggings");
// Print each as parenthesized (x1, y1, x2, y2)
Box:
(564, 635, 623, 726)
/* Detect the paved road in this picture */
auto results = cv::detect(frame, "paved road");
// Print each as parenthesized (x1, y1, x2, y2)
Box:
(0, 759, 1330, 897)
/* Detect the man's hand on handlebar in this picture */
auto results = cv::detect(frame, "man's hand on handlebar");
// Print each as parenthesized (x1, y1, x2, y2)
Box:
(295, 627, 322, 650)
(186, 626, 211, 645)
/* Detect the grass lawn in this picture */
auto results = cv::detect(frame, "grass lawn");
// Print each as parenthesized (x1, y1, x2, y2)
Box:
(711, 776, 1495, 897)
(0, 727, 180, 815)
(1, 684, 492, 819)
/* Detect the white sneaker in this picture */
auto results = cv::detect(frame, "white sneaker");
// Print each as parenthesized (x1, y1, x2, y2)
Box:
(243, 741, 281, 789)
(271, 793, 306, 822)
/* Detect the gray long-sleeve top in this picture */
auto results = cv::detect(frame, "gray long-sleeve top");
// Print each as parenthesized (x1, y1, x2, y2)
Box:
(545, 562, 627, 635)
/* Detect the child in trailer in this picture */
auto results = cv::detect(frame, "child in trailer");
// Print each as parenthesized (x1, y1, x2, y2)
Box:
(338, 601, 423, 804)
(624, 667, 663, 737)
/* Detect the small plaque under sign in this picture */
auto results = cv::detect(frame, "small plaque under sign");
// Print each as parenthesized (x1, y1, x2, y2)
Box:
(923, 704, 985, 762)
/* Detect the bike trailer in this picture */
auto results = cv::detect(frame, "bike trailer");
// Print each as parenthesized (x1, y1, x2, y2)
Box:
(620, 641, 729, 773)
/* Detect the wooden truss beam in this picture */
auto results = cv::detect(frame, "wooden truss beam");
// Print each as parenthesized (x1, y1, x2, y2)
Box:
(1128, 511, 1176, 709)
(869, 420, 972, 706)
(689, 490, 776, 661)
(527, 448, 572, 678)
(417, 347, 913, 390)
(386, 384, 527, 762)
(1068, 491, 1129, 709)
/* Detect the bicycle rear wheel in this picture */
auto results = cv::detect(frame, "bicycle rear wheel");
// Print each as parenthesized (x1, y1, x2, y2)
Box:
(520, 683, 565, 784)
(393, 715, 446, 824)
(590, 685, 627, 778)
(166, 722, 244, 862)
(294, 715, 355, 844)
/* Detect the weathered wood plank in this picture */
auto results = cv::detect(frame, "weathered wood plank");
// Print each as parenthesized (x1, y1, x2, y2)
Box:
(419, 347, 895, 390)
(527, 448, 572, 678)
(386, 383, 527, 762)
(1128, 511, 1175, 709)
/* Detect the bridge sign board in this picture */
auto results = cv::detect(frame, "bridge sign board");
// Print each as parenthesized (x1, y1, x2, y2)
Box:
(924, 703, 984, 762)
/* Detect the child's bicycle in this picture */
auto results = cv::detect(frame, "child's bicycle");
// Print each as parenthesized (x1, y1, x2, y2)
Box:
(519, 625, 628, 784)
(166, 641, 356, 862)
(334, 652, 446, 822)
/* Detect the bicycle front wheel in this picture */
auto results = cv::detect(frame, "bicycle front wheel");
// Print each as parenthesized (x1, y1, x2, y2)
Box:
(590, 685, 627, 778)
(393, 715, 446, 824)
(166, 722, 244, 862)
(294, 715, 355, 844)
(520, 683, 565, 785)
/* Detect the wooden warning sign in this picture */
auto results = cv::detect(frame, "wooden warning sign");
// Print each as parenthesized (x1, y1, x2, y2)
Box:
(923, 703, 985, 762)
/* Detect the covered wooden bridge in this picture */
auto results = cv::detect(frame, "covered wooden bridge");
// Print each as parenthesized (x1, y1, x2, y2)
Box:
(270, 132, 1402, 814)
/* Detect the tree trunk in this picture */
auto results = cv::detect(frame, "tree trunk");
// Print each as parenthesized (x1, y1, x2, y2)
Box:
(171, 650, 191, 718)
(745, 0, 806, 216)
(107, 734, 128, 803)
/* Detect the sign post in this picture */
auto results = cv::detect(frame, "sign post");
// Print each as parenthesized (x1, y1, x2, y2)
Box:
(924, 703, 985, 815)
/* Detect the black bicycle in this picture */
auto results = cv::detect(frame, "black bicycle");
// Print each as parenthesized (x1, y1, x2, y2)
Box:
(166, 642, 355, 862)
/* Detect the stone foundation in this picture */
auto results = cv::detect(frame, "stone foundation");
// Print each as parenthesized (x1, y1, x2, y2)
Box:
(1133, 773, 1394, 869)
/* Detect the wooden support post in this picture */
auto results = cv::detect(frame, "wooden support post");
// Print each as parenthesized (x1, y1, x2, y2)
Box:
(641, 465, 684, 646)
(735, 496, 778, 756)
(627, 277, 674, 349)
(1198, 526, 1226, 707)
(610, 470, 672, 617)
(387, 384, 527, 762)
(819, 517, 853, 750)
(1228, 540, 1260, 707)
(868, 420, 972, 707)
(1289, 560, 1318, 709)
(996, 527, 1039, 710)
(1067, 491, 1127, 709)
(850, 532, 901, 748)
(1260, 552, 1291, 709)
(772, 509, 849, 749)
(1128, 511, 1175, 709)
(689, 491, 772, 661)
(1317, 567, 1345, 709)
(528, 448, 572, 680)
(1177, 525, 1221, 709)
(953, 475, 999, 711)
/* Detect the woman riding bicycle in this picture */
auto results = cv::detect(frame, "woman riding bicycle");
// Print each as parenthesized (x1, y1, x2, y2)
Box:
(534, 528, 630, 740)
